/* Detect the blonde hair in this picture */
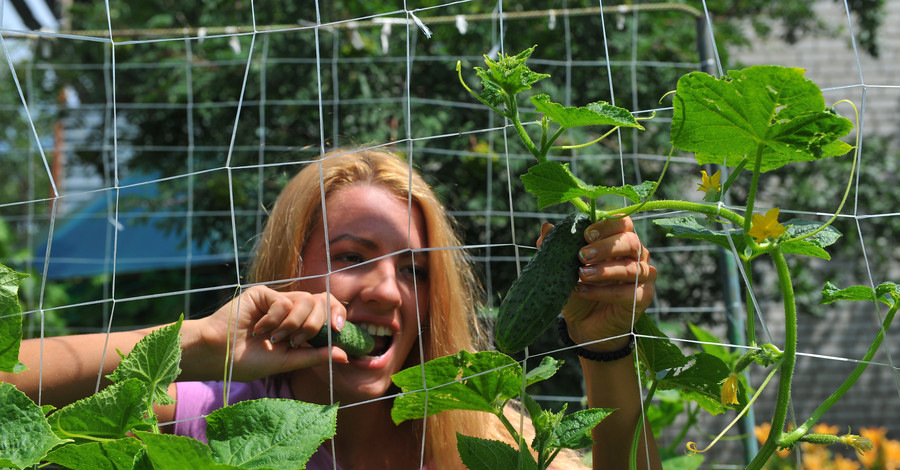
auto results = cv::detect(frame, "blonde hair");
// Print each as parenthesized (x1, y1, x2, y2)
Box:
(248, 148, 585, 469)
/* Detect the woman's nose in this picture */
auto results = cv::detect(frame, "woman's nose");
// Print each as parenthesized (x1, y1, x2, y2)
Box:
(359, 260, 403, 308)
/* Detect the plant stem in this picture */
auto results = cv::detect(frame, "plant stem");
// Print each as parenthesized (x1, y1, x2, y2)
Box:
(631, 378, 660, 470)
(604, 199, 746, 228)
(496, 408, 525, 453)
(746, 249, 797, 470)
(508, 97, 542, 162)
(742, 144, 766, 252)
(743, 259, 757, 346)
(781, 300, 899, 445)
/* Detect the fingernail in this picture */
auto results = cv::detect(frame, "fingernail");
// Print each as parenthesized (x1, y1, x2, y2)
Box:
(579, 247, 596, 262)
(579, 266, 596, 277)
(587, 230, 600, 242)
(335, 316, 345, 331)
(270, 331, 285, 344)
(574, 283, 587, 293)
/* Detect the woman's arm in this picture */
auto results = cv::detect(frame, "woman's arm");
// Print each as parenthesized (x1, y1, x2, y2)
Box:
(543, 216, 661, 469)
(1, 286, 350, 409)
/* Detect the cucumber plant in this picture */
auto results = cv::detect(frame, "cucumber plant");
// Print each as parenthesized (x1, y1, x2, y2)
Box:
(0, 262, 338, 469)
(423, 46, 900, 469)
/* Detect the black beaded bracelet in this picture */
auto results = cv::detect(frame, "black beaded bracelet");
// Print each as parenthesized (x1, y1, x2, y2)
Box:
(557, 316, 634, 362)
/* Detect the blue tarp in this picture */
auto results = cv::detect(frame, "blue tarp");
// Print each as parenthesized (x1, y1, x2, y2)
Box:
(33, 179, 235, 280)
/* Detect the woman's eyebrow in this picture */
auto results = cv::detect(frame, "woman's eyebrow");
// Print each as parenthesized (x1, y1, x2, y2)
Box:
(328, 233, 378, 250)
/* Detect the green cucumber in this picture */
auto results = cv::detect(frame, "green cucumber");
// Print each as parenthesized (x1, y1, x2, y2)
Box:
(307, 321, 375, 357)
(494, 212, 590, 354)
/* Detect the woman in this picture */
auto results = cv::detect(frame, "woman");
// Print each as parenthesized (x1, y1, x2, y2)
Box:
(4, 148, 659, 469)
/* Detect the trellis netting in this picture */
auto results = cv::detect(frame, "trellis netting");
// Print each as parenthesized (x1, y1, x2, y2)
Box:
(2, 1, 899, 468)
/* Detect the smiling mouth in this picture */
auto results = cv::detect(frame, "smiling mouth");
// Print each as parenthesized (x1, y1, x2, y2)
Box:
(358, 323, 394, 357)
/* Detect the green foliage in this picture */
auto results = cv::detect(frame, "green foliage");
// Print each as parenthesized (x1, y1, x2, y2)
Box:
(473, 45, 550, 109)
(107, 317, 184, 407)
(0, 384, 67, 468)
(654, 216, 842, 261)
(205, 399, 338, 468)
(0, 265, 338, 469)
(460, 45, 899, 470)
(671, 66, 853, 172)
(0, 264, 29, 373)
(391, 351, 609, 470)
(522, 162, 656, 210)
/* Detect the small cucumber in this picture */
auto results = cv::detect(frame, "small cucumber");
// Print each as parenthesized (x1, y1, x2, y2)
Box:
(307, 321, 375, 357)
(494, 212, 590, 354)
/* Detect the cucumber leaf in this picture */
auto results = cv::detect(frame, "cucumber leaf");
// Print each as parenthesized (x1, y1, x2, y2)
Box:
(107, 315, 183, 407)
(44, 437, 144, 470)
(136, 432, 238, 470)
(48, 378, 154, 443)
(456, 433, 538, 470)
(821, 281, 899, 307)
(671, 65, 853, 172)
(205, 398, 337, 469)
(0, 263, 29, 373)
(390, 350, 522, 424)
(523, 356, 563, 387)
(656, 353, 731, 415)
(474, 45, 550, 108)
(0, 383, 67, 469)
(634, 315, 689, 374)
(530, 94, 644, 130)
(552, 408, 614, 449)
(653, 216, 841, 260)
(521, 160, 656, 209)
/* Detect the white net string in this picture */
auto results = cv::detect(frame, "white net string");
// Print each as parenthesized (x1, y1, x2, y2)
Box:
(3, 0, 900, 467)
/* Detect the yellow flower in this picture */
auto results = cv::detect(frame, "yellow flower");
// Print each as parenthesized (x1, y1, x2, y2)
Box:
(721, 372, 740, 405)
(841, 434, 875, 455)
(747, 208, 787, 243)
(698, 170, 722, 200)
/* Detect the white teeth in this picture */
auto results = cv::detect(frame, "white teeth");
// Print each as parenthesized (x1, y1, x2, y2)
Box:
(361, 323, 391, 337)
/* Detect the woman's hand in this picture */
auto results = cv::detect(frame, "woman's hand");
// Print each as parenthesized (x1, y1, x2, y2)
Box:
(539, 215, 657, 353)
(180, 285, 350, 382)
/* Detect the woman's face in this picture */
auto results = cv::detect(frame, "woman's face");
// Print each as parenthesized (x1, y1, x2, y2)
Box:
(294, 183, 430, 403)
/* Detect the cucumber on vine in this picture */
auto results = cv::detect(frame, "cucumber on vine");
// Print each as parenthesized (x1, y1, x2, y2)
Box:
(494, 212, 590, 354)
(307, 321, 375, 357)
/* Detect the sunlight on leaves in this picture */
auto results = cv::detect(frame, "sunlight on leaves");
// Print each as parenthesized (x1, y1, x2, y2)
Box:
(671, 65, 853, 172)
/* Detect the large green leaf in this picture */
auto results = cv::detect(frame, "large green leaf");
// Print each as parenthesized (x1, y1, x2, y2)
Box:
(0, 383, 67, 469)
(671, 65, 853, 172)
(456, 433, 538, 470)
(391, 350, 522, 424)
(521, 160, 656, 209)
(530, 94, 644, 130)
(44, 437, 144, 470)
(0, 263, 29, 373)
(107, 316, 183, 407)
(48, 378, 154, 442)
(205, 398, 337, 469)
(137, 432, 238, 470)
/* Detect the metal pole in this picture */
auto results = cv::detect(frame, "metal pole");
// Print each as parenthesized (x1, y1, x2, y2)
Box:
(696, 14, 760, 464)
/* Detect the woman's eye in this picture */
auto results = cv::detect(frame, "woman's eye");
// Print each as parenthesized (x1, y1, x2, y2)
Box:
(333, 253, 364, 265)
(402, 265, 429, 282)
